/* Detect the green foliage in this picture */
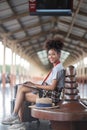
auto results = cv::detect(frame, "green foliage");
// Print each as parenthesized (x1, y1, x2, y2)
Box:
(0, 65, 19, 74)
(0, 65, 10, 73)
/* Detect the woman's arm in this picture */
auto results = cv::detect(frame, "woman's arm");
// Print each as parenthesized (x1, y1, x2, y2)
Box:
(35, 79, 58, 91)
(23, 80, 58, 91)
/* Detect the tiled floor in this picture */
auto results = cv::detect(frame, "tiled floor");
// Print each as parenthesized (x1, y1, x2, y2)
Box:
(0, 83, 87, 130)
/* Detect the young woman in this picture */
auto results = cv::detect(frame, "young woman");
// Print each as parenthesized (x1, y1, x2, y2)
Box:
(2, 38, 64, 129)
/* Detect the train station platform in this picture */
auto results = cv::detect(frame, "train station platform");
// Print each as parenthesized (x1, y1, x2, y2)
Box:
(0, 83, 87, 130)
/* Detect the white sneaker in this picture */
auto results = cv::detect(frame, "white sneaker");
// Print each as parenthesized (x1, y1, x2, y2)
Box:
(1, 115, 20, 125)
(8, 122, 26, 130)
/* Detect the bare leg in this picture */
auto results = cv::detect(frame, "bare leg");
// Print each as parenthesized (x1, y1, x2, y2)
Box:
(1, 85, 38, 125)
(13, 85, 37, 114)
(18, 103, 24, 121)
(25, 92, 38, 102)
(18, 92, 38, 121)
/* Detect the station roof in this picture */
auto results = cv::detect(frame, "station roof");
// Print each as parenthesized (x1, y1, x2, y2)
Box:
(0, 0, 87, 70)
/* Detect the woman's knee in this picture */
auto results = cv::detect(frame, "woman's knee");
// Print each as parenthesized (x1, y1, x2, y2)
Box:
(17, 85, 25, 93)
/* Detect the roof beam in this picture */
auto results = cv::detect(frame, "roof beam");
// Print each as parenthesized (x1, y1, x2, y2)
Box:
(65, 0, 84, 39)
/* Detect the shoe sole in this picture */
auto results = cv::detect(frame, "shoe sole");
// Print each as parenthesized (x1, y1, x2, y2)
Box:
(1, 122, 12, 125)
(8, 126, 26, 130)
(2, 119, 19, 125)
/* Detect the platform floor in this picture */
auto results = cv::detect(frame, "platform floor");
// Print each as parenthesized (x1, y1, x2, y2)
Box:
(0, 83, 87, 130)
(0, 120, 51, 130)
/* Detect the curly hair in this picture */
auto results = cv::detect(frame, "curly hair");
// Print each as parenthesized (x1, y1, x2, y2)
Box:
(45, 38, 64, 53)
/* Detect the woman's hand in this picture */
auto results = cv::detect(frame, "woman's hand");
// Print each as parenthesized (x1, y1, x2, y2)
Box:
(23, 81, 35, 88)
(23, 81, 30, 84)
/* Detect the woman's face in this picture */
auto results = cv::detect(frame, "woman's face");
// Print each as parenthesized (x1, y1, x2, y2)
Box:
(48, 49, 60, 64)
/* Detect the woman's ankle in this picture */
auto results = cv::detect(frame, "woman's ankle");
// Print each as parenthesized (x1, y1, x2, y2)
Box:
(12, 112, 18, 117)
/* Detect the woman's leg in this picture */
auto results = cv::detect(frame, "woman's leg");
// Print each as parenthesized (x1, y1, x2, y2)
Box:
(14, 85, 37, 114)
(2, 85, 38, 125)
(18, 90, 38, 121)
(25, 92, 38, 102)
(18, 103, 24, 121)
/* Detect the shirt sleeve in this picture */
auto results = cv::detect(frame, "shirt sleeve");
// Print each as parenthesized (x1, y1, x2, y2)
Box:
(45, 63, 64, 85)
(51, 67, 60, 80)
